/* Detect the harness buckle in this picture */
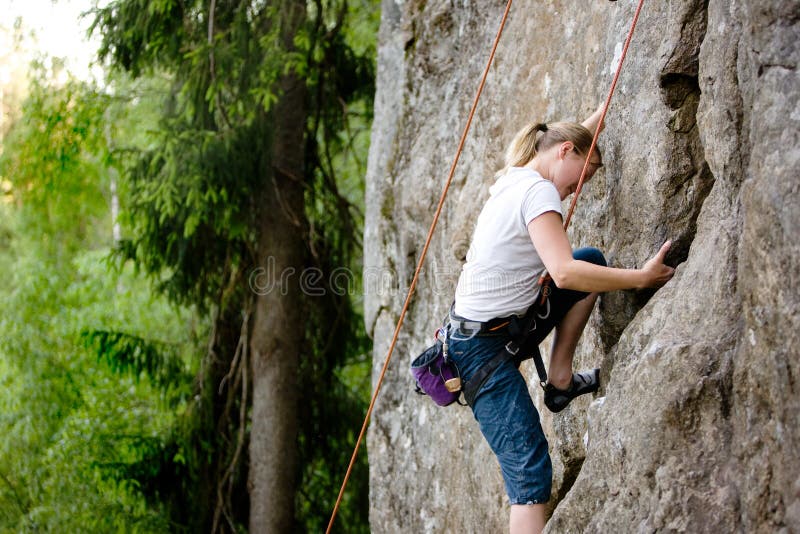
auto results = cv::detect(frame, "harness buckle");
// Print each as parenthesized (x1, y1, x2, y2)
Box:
(505, 341, 520, 355)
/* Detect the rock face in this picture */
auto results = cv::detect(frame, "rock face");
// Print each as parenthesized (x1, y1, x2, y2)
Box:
(363, 1, 799, 532)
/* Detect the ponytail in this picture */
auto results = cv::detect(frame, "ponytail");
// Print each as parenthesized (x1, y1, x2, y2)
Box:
(502, 122, 549, 173)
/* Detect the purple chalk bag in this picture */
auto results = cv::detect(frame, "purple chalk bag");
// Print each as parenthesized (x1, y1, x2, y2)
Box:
(410, 328, 462, 406)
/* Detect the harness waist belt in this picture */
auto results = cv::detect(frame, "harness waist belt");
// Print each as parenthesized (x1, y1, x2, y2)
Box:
(449, 307, 521, 336)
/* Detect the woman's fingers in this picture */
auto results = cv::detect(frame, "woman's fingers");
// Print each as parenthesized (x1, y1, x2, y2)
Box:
(655, 239, 672, 261)
(643, 240, 676, 287)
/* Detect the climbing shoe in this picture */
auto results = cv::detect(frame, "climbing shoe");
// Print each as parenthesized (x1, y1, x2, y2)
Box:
(542, 369, 600, 413)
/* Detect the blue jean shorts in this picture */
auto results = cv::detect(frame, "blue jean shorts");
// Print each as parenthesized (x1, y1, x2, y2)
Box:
(449, 333, 552, 504)
(447, 247, 606, 505)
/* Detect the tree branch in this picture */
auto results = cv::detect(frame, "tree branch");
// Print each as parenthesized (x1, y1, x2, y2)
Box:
(212, 298, 252, 534)
(208, 0, 232, 129)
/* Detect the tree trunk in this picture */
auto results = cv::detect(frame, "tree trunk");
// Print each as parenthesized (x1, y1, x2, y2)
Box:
(248, 2, 307, 531)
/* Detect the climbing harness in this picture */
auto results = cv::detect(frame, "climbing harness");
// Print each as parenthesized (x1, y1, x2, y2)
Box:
(326, 0, 646, 530)
(454, 304, 548, 407)
(412, 299, 549, 407)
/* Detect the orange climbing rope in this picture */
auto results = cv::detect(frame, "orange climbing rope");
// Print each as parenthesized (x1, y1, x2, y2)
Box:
(326, 0, 646, 531)
(325, 2, 515, 532)
(563, 0, 646, 229)
(538, 0, 645, 297)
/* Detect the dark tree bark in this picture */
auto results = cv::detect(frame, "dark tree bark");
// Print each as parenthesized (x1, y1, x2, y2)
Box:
(248, 2, 308, 531)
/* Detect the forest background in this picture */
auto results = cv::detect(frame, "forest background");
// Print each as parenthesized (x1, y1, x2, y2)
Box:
(0, 0, 380, 532)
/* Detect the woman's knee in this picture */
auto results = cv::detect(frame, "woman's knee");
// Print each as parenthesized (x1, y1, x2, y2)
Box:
(573, 247, 607, 267)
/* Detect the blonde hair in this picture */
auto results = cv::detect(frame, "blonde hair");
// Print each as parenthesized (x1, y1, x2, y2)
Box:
(497, 121, 601, 176)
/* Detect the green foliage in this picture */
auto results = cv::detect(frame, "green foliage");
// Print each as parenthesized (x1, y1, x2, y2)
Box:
(114, 122, 262, 310)
(0, 236, 198, 532)
(81, 330, 193, 393)
(0, 62, 111, 254)
(93, 0, 281, 313)
(90, 0, 187, 78)
(88, 0, 381, 531)
(0, 67, 201, 532)
(91, 0, 378, 314)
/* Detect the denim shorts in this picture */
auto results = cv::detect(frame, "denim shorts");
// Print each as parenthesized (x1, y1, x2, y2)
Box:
(447, 247, 606, 505)
(449, 333, 552, 504)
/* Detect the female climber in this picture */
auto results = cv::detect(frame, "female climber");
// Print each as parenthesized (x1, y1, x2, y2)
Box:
(447, 105, 675, 534)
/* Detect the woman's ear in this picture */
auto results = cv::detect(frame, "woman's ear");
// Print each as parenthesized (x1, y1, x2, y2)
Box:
(558, 141, 574, 160)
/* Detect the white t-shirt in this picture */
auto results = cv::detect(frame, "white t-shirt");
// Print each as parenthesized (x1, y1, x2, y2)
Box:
(454, 167, 563, 321)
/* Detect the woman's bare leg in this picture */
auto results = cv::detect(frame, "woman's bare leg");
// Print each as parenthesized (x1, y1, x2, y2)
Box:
(510, 504, 547, 534)
(548, 292, 599, 389)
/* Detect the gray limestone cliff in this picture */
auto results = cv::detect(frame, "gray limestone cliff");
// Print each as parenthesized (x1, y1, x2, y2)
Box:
(363, 1, 799, 532)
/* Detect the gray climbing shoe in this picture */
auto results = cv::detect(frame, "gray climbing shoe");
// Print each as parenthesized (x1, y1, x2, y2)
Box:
(543, 369, 600, 413)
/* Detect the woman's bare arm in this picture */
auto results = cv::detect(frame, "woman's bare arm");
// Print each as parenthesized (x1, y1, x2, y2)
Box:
(527, 211, 675, 292)
(581, 102, 606, 136)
